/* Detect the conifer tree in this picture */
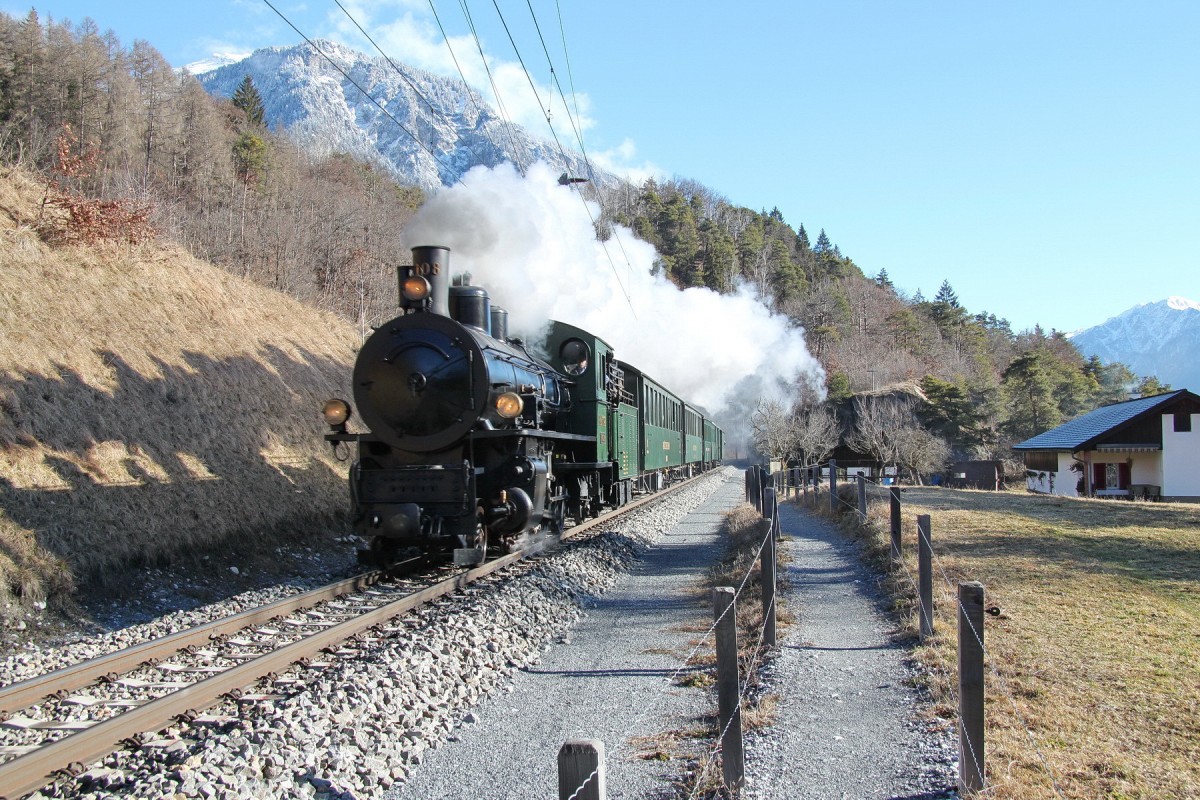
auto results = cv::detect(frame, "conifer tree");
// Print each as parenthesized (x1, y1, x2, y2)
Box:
(232, 74, 265, 127)
(814, 228, 832, 254)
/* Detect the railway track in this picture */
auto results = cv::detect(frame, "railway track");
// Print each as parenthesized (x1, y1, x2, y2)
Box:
(0, 475, 707, 800)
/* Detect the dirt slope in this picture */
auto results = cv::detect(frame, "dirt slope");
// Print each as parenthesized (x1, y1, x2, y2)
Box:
(0, 166, 362, 618)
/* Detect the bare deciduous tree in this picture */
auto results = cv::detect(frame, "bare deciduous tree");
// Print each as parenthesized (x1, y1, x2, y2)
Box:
(750, 398, 796, 461)
(792, 404, 839, 467)
(847, 396, 909, 470)
(894, 425, 951, 485)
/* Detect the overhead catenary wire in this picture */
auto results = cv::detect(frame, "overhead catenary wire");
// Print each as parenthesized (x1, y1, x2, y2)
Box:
(331, 0, 441, 116)
(525, 0, 644, 309)
(259, 0, 461, 180)
(486, 0, 637, 315)
(449, 0, 530, 176)
(315, 0, 638, 316)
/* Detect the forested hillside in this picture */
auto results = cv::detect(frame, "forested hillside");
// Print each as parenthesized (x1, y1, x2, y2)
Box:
(0, 11, 1163, 469)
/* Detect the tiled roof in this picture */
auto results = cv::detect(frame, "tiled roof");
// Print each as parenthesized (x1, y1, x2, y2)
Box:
(1013, 390, 1185, 451)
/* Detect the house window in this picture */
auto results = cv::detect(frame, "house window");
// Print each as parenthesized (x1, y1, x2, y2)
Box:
(1175, 413, 1193, 433)
(1094, 462, 1131, 491)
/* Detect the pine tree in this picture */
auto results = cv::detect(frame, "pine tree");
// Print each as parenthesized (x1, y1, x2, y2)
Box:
(931, 279, 968, 332)
(813, 228, 832, 254)
(795, 223, 810, 253)
(875, 268, 894, 291)
(934, 280, 960, 308)
(232, 74, 265, 127)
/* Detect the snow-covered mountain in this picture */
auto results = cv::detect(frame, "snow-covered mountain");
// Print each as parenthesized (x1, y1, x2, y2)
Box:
(1070, 297, 1200, 390)
(197, 41, 607, 192)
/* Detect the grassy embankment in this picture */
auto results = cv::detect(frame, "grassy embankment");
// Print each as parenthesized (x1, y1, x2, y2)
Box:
(0, 166, 362, 625)
(835, 484, 1200, 800)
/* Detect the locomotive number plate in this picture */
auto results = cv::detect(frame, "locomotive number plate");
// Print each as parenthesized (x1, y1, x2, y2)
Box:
(360, 468, 468, 505)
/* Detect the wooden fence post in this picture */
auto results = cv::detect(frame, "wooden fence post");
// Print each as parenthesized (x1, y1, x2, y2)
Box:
(712, 587, 744, 791)
(762, 488, 777, 648)
(828, 459, 838, 513)
(889, 486, 902, 567)
(856, 474, 867, 518)
(558, 739, 606, 800)
(918, 514, 933, 641)
(958, 582, 986, 795)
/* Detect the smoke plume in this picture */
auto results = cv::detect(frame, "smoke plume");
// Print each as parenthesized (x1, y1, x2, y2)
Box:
(403, 162, 824, 441)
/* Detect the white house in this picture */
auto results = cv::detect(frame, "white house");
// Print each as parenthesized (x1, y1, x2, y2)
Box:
(1014, 389, 1200, 501)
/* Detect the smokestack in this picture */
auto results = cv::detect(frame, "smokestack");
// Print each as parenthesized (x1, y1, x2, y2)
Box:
(490, 306, 509, 342)
(403, 245, 451, 316)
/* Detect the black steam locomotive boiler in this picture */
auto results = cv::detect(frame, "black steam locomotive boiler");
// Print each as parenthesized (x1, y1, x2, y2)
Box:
(322, 246, 590, 565)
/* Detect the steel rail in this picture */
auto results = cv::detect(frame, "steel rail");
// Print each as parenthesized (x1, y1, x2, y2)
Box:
(0, 571, 386, 719)
(0, 473, 705, 800)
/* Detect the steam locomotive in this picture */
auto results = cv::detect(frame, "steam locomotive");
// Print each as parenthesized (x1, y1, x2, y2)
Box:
(322, 245, 724, 565)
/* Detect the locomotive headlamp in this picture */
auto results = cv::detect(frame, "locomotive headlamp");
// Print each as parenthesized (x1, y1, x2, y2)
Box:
(322, 398, 352, 429)
(495, 391, 524, 419)
(401, 275, 432, 302)
(559, 339, 590, 376)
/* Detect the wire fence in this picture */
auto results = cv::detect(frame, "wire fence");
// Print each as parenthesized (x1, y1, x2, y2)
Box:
(809, 465, 1070, 799)
(566, 462, 1077, 799)
(562, 480, 780, 800)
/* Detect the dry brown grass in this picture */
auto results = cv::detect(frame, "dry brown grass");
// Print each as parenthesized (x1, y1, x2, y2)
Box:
(838, 484, 1200, 800)
(0, 166, 362, 624)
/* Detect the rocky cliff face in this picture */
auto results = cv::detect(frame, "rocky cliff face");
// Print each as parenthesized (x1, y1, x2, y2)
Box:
(197, 40, 608, 191)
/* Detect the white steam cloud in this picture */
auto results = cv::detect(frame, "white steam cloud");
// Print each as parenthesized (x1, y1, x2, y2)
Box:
(403, 162, 824, 432)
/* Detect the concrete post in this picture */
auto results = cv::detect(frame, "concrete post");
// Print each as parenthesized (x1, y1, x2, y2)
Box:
(889, 486, 902, 567)
(828, 459, 838, 514)
(856, 474, 867, 518)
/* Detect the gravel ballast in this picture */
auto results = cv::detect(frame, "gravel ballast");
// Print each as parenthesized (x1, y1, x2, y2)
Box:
(6, 470, 960, 799)
(385, 468, 747, 800)
(12, 470, 735, 799)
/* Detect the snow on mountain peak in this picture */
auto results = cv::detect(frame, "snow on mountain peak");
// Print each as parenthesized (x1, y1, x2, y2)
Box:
(1166, 296, 1200, 312)
(183, 52, 249, 75)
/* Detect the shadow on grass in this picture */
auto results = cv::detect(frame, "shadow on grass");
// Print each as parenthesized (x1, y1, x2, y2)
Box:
(0, 343, 353, 611)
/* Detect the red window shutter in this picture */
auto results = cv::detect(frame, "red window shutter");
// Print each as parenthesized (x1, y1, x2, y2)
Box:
(1119, 463, 1131, 489)
(1093, 464, 1106, 489)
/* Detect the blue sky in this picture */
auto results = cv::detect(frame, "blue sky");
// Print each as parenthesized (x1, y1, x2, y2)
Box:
(9, 0, 1198, 333)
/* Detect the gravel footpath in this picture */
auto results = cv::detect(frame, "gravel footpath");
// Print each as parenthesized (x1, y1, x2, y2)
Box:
(385, 469, 746, 800)
(741, 499, 959, 800)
